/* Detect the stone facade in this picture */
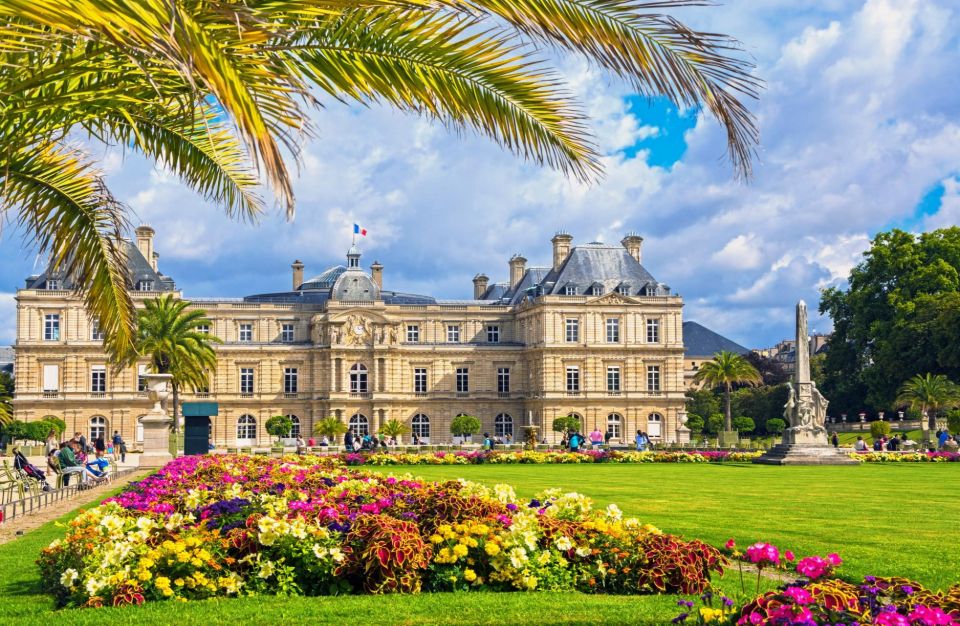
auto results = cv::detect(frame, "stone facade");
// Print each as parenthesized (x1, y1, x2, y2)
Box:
(12, 230, 687, 447)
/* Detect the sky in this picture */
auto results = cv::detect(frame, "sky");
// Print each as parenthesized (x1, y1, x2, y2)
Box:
(2, 0, 959, 349)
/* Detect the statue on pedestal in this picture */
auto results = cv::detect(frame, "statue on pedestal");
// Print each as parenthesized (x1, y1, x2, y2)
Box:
(140, 373, 175, 468)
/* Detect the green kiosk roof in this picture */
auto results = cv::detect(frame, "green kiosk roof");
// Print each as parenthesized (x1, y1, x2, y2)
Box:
(181, 402, 219, 417)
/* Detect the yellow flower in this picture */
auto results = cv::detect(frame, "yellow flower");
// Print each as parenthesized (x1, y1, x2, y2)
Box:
(138, 570, 152, 582)
(452, 544, 469, 558)
(155, 576, 171, 589)
(464, 569, 477, 582)
(484, 543, 500, 556)
(700, 608, 724, 624)
(429, 534, 443, 544)
(174, 578, 185, 587)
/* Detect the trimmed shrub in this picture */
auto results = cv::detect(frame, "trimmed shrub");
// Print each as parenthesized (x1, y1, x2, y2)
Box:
(765, 418, 786, 436)
(732, 416, 755, 434)
(869, 420, 892, 440)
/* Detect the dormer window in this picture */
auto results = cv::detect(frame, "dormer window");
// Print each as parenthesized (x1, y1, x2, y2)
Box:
(616, 285, 629, 296)
(46, 279, 60, 290)
(136, 280, 154, 291)
(563, 285, 578, 296)
(591, 284, 603, 296)
(349, 257, 359, 268)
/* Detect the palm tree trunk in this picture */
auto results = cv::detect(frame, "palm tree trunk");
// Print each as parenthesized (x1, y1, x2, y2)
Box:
(172, 383, 180, 434)
(724, 382, 732, 432)
(928, 406, 937, 432)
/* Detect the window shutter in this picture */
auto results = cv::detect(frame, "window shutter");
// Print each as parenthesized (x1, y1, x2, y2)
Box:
(43, 364, 59, 391)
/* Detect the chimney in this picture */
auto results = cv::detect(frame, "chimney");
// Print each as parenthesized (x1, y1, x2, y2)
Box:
(509, 254, 527, 289)
(151, 251, 159, 271)
(473, 273, 489, 299)
(291, 260, 304, 290)
(551, 232, 573, 271)
(621, 233, 643, 263)
(370, 261, 383, 290)
(135, 225, 155, 264)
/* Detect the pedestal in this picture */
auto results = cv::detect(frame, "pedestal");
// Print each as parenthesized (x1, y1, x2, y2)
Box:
(753, 443, 859, 465)
(140, 413, 174, 468)
(718, 431, 739, 447)
(522, 426, 539, 449)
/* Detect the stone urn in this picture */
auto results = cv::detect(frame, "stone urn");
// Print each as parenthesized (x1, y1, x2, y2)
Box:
(522, 425, 539, 449)
(140, 373, 175, 468)
(675, 410, 691, 444)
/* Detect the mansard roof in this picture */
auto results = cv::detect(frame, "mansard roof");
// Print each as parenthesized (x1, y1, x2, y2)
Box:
(24, 240, 175, 292)
(683, 321, 749, 357)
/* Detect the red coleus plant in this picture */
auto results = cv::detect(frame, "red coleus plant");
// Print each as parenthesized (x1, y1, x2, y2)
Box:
(338, 514, 432, 593)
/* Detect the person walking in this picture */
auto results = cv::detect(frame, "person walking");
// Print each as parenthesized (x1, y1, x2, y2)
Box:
(569, 431, 583, 452)
(45, 429, 59, 456)
(635, 429, 644, 452)
(111, 430, 122, 461)
(589, 427, 603, 449)
(344, 429, 354, 452)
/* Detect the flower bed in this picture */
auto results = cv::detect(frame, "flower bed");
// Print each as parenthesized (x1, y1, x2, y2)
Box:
(38, 454, 726, 608)
(334, 449, 764, 466)
(851, 451, 960, 463)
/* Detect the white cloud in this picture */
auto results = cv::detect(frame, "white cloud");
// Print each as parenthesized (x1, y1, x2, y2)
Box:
(712, 234, 763, 270)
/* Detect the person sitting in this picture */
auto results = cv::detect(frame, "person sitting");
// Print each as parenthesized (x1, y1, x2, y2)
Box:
(887, 435, 900, 452)
(872, 438, 883, 451)
(85, 452, 110, 479)
(319, 435, 329, 447)
(854, 436, 868, 452)
(58, 441, 90, 486)
(295, 435, 307, 455)
(13, 446, 53, 491)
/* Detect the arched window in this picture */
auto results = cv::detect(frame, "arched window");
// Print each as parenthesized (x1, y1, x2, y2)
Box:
(647, 413, 663, 438)
(89, 415, 107, 441)
(606, 413, 622, 439)
(411, 413, 430, 439)
(287, 414, 300, 438)
(136, 415, 147, 443)
(349, 363, 368, 394)
(567, 412, 583, 430)
(494, 413, 513, 438)
(349, 413, 369, 437)
(237, 414, 257, 443)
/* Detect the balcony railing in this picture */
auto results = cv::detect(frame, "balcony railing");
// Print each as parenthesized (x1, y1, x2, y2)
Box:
(606, 390, 621, 396)
(90, 392, 106, 399)
(566, 390, 581, 396)
(349, 392, 372, 399)
(41, 391, 61, 399)
(195, 392, 211, 399)
(498, 392, 511, 398)
(456, 392, 469, 398)
(283, 392, 299, 399)
(414, 392, 428, 398)
(240, 392, 254, 398)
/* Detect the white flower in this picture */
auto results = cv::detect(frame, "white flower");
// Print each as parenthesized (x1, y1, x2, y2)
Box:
(522, 531, 538, 552)
(99, 514, 124, 534)
(258, 559, 276, 579)
(135, 517, 155, 531)
(509, 547, 528, 569)
(575, 546, 591, 558)
(554, 536, 573, 551)
(312, 544, 325, 559)
(85, 577, 105, 596)
(493, 483, 517, 505)
(328, 547, 345, 563)
(60, 568, 79, 588)
(605, 503, 623, 521)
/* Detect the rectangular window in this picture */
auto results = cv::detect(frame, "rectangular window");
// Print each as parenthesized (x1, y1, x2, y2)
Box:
(565, 366, 580, 392)
(91, 318, 104, 341)
(196, 324, 210, 335)
(486, 325, 500, 343)
(646, 318, 660, 343)
(91, 365, 106, 393)
(137, 364, 148, 392)
(605, 318, 620, 343)
(446, 325, 460, 343)
(647, 365, 661, 392)
(406, 324, 420, 343)
(240, 368, 254, 394)
(565, 318, 579, 342)
(456, 367, 469, 393)
(413, 368, 428, 393)
(42, 364, 59, 392)
(43, 314, 60, 341)
(239, 323, 253, 342)
(283, 367, 298, 394)
(281, 323, 294, 342)
(46, 279, 60, 290)
(606, 366, 621, 392)
(497, 367, 510, 394)
(136, 280, 154, 291)
(564, 285, 578, 295)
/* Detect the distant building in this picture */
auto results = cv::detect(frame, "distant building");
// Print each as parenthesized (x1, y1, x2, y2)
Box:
(682, 322, 750, 389)
(756, 334, 830, 376)
(13, 227, 691, 447)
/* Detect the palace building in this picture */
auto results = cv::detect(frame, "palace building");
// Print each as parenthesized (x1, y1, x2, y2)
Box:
(11, 227, 692, 447)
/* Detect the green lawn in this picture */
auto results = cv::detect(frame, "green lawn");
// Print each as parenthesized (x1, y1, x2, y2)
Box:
(2, 463, 955, 624)
(367, 463, 960, 589)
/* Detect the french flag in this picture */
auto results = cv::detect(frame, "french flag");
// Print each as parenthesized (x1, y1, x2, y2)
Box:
(353, 223, 367, 236)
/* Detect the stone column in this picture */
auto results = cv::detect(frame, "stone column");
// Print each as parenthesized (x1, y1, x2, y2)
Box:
(140, 373, 174, 468)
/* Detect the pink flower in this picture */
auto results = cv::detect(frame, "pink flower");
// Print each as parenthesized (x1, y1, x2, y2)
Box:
(785, 550, 795, 561)
(874, 611, 910, 626)
(783, 586, 812, 605)
(827, 552, 842, 566)
(725, 538, 736, 550)
(746, 542, 780, 567)
(907, 605, 957, 626)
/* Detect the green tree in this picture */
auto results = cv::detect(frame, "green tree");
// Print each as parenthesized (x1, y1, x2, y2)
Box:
(694, 351, 763, 432)
(265, 415, 294, 443)
(451, 414, 482, 438)
(705, 414, 725, 436)
(685, 389, 720, 423)
(552, 415, 582, 436)
(947, 410, 960, 435)
(896, 373, 960, 433)
(119, 295, 220, 432)
(765, 418, 786, 436)
(820, 228, 960, 412)
(0, 371, 12, 426)
(685, 415, 705, 434)
(744, 351, 790, 386)
(313, 417, 348, 441)
(0, 1, 759, 361)
(380, 419, 410, 441)
(730, 385, 790, 435)
(869, 420, 892, 440)
(732, 416, 755, 435)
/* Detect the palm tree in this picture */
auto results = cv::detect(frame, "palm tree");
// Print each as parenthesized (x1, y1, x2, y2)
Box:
(0, 389, 11, 427)
(0, 1, 760, 360)
(119, 295, 221, 431)
(694, 351, 762, 433)
(896, 374, 960, 434)
(379, 419, 411, 442)
(313, 417, 349, 441)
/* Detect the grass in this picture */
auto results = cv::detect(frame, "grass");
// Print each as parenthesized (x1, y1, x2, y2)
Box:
(1, 463, 954, 624)
(367, 463, 959, 589)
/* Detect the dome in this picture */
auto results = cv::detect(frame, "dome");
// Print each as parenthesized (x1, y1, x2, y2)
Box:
(331, 268, 379, 301)
(299, 265, 346, 290)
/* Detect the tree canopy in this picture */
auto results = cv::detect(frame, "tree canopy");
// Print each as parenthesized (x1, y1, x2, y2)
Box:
(820, 227, 960, 412)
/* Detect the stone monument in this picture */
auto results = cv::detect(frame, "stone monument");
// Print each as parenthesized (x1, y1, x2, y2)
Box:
(139, 373, 175, 468)
(755, 301, 858, 465)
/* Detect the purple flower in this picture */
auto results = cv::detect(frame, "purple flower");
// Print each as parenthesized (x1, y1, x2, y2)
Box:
(901, 585, 914, 595)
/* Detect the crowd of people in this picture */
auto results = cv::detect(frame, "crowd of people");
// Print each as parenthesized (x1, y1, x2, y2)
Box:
(846, 429, 959, 452)
(43, 429, 118, 487)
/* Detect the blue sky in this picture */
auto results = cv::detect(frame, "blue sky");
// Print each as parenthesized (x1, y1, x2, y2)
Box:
(2, 0, 960, 348)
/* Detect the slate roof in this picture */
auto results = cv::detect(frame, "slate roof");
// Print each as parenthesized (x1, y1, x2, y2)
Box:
(25, 240, 175, 292)
(682, 321, 749, 357)
(482, 242, 668, 304)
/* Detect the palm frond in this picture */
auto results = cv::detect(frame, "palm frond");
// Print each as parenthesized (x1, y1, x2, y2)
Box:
(1, 142, 135, 359)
